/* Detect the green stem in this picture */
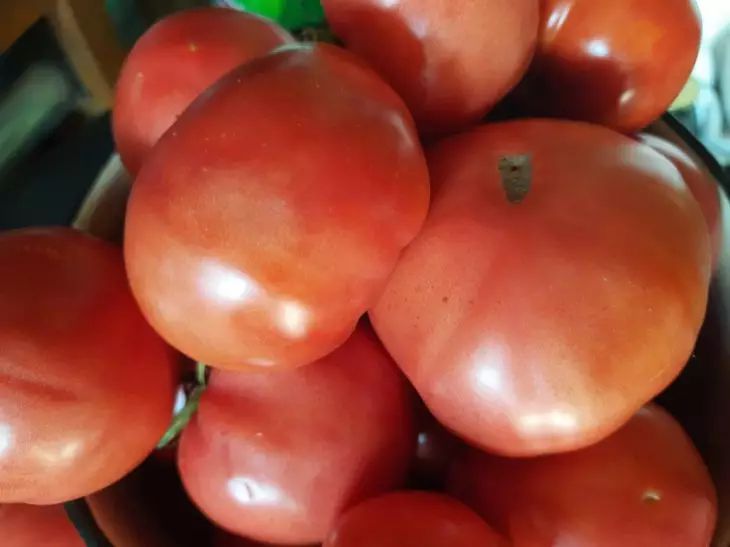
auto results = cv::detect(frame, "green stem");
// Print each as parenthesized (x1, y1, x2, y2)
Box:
(156, 363, 208, 449)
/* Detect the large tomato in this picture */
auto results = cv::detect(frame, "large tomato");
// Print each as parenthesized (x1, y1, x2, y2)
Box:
(0, 504, 83, 547)
(638, 132, 722, 268)
(0, 228, 177, 504)
(521, 0, 701, 132)
(113, 7, 293, 174)
(322, 0, 538, 133)
(370, 119, 711, 456)
(323, 491, 506, 547)
(447, 405, 717, 546)
(125, 43, 429, 371)
(213, 530, 312, 547)
(177, 325, 415, 545)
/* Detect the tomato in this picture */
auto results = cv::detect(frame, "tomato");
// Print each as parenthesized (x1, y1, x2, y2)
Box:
(113, 7, 293, 174)
(322, 0, 538, 133)
(323, 491, 506, 547)
(0, 228, 177, 504)
(638, 133, 723, 268)
(125, 43, 429, 371)
(370, 119, 711, 456)
(519, 0, 701, 132)
(177, 325, 415, 545)
(213, 529, 310, 547)
(0, 504, 83, 547)
(447, 405, 717, 546)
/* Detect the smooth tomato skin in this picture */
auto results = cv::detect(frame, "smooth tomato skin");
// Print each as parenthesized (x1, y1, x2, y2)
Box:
(322, 0, 538, 133)
(638, 133, 723, 269)
(213, 530, 314, 547)
(0, 228, 177, 504)
(323, 491, 507, 547)
(125, 43, 430, 371)
(370, 119, 711, 456)
(522, 0, 701, 132)
(113, 7, 293, 174)
(447, 405, 717, 547)
(0, 504, 83, 547)
(177, 326, 415, 545)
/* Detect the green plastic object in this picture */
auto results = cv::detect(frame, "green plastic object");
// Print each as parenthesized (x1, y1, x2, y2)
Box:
(223, 0, 325, 30)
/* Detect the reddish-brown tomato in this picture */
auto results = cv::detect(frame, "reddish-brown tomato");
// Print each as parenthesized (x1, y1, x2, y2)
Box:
(113, 7, 293, 174)
(177, 326, 415, 545)
(638, 133, 723, 268)
(522, 0, 701, 132)
(371, 119, 711, 456)
(322, 0, 538, 133)
(0, 504, 83, 547)
(447, 405, 717, 547)
(324, 491, 507, 547)
(125, 43, 430, 371)
(0, 228, 177, 504)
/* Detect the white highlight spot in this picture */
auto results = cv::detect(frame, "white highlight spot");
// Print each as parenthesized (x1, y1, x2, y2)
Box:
(586, 39, 610, 59)
(619, 89, 636, 107)
(472, 344, 509, 393)
(32, 440, 83, 465)
(228, 477, 284, 507)
(0, 424, 13, 457)
(201, 262, 261, 304)
(546, 4, 570, 32)
(173, 386, 187, 415)
(518, 410, 579, 434)
(277, 300, 310, 339)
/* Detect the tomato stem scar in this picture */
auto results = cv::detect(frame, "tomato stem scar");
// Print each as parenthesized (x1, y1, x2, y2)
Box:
(498, 154, 532, 203)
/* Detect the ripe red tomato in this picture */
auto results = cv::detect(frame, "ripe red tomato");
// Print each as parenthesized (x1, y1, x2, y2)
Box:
(638, 133, 722, 268)
(0, 504, 83, 547)
(447, 405, 717, 546)
(0, 228, 177, 504)
(323, 491, 506, 547)
(521, 0, 701, 132)
(125, 43, 430, 371)
(322, 0, 538, 133)
(370, 119, 711, 456)
(177, 326, 415, 545)
(113, 7, 293, 174)
(213, 530, 309, 547)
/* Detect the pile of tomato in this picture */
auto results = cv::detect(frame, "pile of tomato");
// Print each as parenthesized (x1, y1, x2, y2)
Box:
(0, 1, 723, 545)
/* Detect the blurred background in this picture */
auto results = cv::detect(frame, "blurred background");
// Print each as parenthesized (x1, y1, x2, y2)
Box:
(0, 0, 728, 230)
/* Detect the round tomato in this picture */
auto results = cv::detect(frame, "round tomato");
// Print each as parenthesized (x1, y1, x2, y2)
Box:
(213, 530, 310, 547)
(0, 504, 83, 547)
(447, 405, 717, 546)
(521, 0, 701, 132)
(323, 491, 506, 547)
(113, 7, 293, 174)
(0, 228, 177, 504)
(638, 132, 722, 268)
(370, 119, 711, 456)
(125, 43, 429, 371)
(322, 0, 538, 133)
(177, 325, 415, 545)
